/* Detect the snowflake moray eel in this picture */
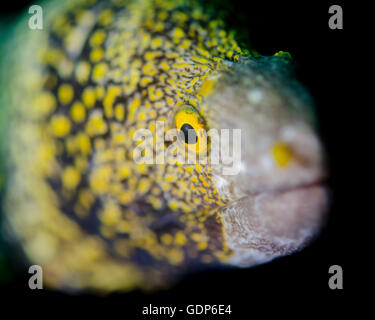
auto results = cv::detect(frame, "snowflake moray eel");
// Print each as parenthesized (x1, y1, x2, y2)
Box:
(0, 0, 328, 292)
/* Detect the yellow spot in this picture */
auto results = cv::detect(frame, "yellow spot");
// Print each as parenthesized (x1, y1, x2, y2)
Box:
(148, 195, 163, 210)
(114, 103, 125, 121)
(153, 21, 164, 32)
(165, 174, 175, 182)
(86, 112, 108, 136)
(113, 132, 126, 145)
(75, 61, 91, 84)
(185, 166, 194, 174)
(192, 56, 211, 65)
(175, 231, 187, 246)
(140, 77, 153, 87)
(137, 163, 148, 175)
(144, 51, 161, 60)
(168, 199, 186, 211)
(100, 201, 121, 226)
(90, 47, 104, 62)
(58, 84, 74, 104)
(117, 220, 131, 233)
(62, 166, 81, 190)
(70, 101, 86, 122)
(160, 60, 170, 72)
(33, 92, 56, 115)
(161, 233, 173, 245)
(76, 133, 91, 155)
(58, 59, 74, 78)
(199, 176, 211, 188)
(103, 86, 121, 118)
(179, 39, 191, 50)
(172, 27, 185, 39)
(149, 122, 156, 133)
(138, 178, 151, 195)
(154, 88, 164, 99)
(167, 248, 184, 265)
(144, 19, 154, 29)
(191, 233, 203, 242)
(151, 38, 163, 48)
(142, 62, 157, 76)
(127, 96, 141, 122)
(96, 85, 105, 100)
(272, 142, 293, 167)
(75, 156, 88, 172)
(78, 189, 94, 209)
(117, 163, 131, 179)
(65, 136, 78, 154)
(92, 62, 108, 82)
(199, 79, 215, 96)
(90, 165, 112, 194)
(198, 242, 208, 250)
(97, 149, 114, 163)
(82, 87, 96, 108)
(98, 9, 113, 26)
(50, 115, 71, 137)
(89, 29, 106, 47)
(118, 190, 136, 205)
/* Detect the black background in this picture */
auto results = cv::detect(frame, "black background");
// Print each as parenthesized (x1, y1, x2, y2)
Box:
(1, 0, 357, 317)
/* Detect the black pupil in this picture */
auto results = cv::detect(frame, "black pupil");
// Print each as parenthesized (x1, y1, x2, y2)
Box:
(179, 123, 197, 144)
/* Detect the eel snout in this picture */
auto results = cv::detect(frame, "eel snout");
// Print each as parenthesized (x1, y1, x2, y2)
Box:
(219, 183, 329, 266)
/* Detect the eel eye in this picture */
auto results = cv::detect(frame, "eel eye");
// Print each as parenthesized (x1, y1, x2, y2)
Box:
(175, 105, 207, 154)
(179, 123, 197, 144)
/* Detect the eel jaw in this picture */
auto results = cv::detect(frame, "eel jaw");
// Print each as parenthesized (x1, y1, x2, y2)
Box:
(219, 182, 329, 267)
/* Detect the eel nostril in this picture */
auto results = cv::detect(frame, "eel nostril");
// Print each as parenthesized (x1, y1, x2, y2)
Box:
(271, 142, 293, 167)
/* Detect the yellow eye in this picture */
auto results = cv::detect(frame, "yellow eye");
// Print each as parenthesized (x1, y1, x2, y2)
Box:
(175, 105, 207, 154)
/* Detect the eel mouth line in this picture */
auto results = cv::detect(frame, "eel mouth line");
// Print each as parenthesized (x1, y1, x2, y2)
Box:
(219, 179, 329, 258)
(251, 179, 327, 197)
(221, 178, 328, 210)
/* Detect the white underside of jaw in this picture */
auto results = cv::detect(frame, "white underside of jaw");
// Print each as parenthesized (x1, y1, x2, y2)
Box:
(219, 184, 329, 267)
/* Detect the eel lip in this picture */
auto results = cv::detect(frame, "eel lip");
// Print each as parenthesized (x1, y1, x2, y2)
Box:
(253, 181, 329, 239)
(245, 178, 328, 198)
(251, 182, 329, 239)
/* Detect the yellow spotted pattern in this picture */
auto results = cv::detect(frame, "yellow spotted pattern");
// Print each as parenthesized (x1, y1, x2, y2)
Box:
(3, 0, 248, 291)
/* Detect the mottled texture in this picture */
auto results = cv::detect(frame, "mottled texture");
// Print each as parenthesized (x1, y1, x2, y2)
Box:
(0, 0, 327, 292)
